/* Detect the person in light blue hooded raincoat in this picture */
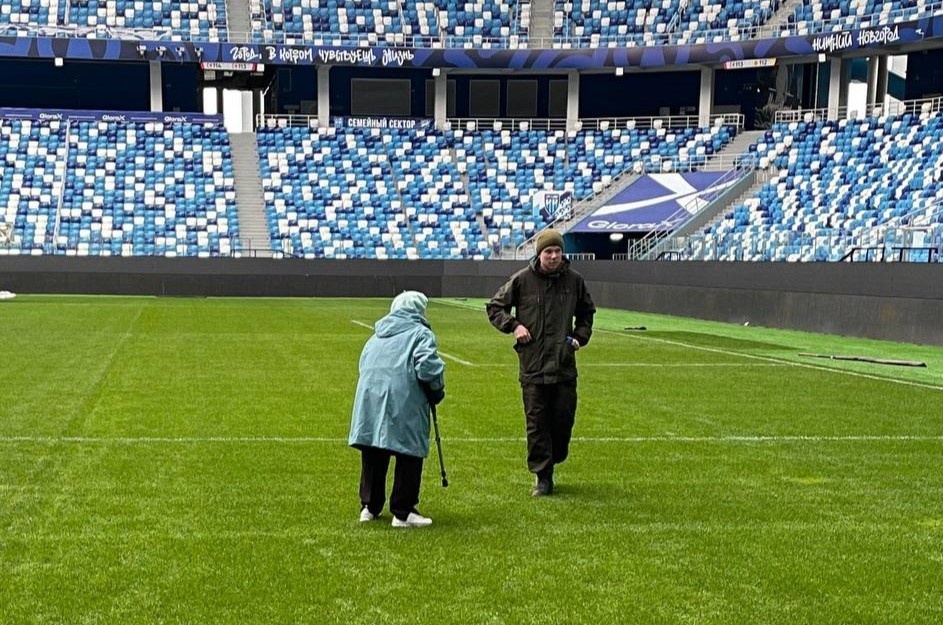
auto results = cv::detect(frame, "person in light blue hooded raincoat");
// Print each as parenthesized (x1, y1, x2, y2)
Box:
(349, 291, 446, 528)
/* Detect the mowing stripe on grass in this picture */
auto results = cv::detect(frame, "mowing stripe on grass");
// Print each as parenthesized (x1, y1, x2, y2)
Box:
(475, 362, 790, 368)
(2, 435, 942, 444)
(598, 328, 943, 391)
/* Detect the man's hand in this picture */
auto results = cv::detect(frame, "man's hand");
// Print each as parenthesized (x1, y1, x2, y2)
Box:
(567, 336, 581, 351)
(514, 324, 532, 343)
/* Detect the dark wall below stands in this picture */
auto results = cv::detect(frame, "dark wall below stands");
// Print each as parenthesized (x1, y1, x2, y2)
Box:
(2, 257, 942, 345)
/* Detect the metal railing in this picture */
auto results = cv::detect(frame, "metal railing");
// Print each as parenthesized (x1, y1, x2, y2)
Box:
(856, 201, 943, 249)
(774, 97, 943, 124)
(674, 217, 943, 263)
(49, 119, 72, 248)
(626, 156, 758, 260)
(449, 114, 744, 132)
(0, 22, 227, 42)
(257, 113, 744, 133)
(841, 245, 940, 263)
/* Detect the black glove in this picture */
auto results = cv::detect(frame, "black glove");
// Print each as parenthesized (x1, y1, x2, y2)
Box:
(421, 382, 445, 406)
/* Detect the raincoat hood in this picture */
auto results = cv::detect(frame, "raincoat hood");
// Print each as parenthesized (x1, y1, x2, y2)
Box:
(390, 290, 428, 314)
(374, 309, 430, 338)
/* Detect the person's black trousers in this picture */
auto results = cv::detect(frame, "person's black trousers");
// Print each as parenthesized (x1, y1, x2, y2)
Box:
(521, 381, 578, 476)
(359, 446, 424, 520)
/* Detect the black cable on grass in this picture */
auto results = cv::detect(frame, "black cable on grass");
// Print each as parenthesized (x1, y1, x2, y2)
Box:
(799, 353, 927, 367)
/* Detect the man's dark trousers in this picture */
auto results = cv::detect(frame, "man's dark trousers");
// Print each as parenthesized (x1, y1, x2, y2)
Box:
(521, 381, 577, 476)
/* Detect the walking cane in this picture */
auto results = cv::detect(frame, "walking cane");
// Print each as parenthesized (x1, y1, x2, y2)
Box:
(430, 403, 449, 487)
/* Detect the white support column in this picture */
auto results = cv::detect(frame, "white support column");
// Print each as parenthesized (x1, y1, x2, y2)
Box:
(434, 70, 448, 130)
(827, 57, 844, 120)
(866, 57, 879, 110)
(699, 66, 715, 127)
(566, 70, 580, 131)
(149, 61, 163, 112)
(241, 91, 254, 132)
(317, 65, 331, 128)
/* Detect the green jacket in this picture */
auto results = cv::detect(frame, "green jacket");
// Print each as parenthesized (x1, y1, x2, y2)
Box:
(486, 257, 596, 384)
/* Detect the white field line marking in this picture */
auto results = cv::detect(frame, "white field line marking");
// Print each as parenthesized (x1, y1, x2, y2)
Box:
(351, 318, 475, 366)
(2, 435, 942, 444)
(597, 328, 943, 392)
(440, 351, 475, 366)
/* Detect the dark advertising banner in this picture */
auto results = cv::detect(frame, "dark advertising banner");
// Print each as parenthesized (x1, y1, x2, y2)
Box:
(0, 107, 223, 124)
(339, 116, 435, 130)
(571, 172, 734, 233)
(1, 15, 941, 69)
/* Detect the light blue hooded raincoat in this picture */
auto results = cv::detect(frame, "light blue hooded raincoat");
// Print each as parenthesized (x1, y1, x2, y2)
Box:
(348, 292, 446, 458)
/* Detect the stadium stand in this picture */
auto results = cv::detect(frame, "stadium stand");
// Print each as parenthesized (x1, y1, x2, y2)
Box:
(253, 0, 405, 45)
(681, 102, 943, 261)
(242, 0, 943, 47)
(1, 0, 940, 47)
(553, 0, 778, 47)
(0, 111, 738, 260)
(257, 121, 486, 259)
(0, 116, 239, 257)
(0, 0, 227, 41)
(251, 0, 522, 46)
(0, 1, 61, 30)
(256, 117, 737, 259)
(0, 118, 65, 255)
(787, 0, 933, 35)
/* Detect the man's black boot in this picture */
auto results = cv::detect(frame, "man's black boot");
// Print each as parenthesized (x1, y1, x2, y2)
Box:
(532, 468, 554, 497)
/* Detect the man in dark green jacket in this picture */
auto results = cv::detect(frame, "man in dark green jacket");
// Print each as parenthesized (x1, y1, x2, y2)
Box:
(486, 229, 596, 497)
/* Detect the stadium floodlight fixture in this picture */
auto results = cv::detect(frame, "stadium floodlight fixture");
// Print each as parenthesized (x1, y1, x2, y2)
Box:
(156, 45, 167, 57)
(615, 66, 624, 76)
(194, 46, 203, 59)
(137, 44, 147, 57)
(176, 45, 186, 57)
(54, 57, 64, 67)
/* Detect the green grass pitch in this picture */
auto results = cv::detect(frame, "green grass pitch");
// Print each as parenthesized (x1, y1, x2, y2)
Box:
(1, 295, 942, 624)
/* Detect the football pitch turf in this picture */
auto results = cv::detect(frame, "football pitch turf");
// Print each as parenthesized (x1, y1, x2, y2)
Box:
(1, 295, 941, 624)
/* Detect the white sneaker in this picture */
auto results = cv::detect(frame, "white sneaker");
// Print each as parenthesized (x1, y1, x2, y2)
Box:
(391, 512, 432, 528)
(359, 508, 376, 522)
